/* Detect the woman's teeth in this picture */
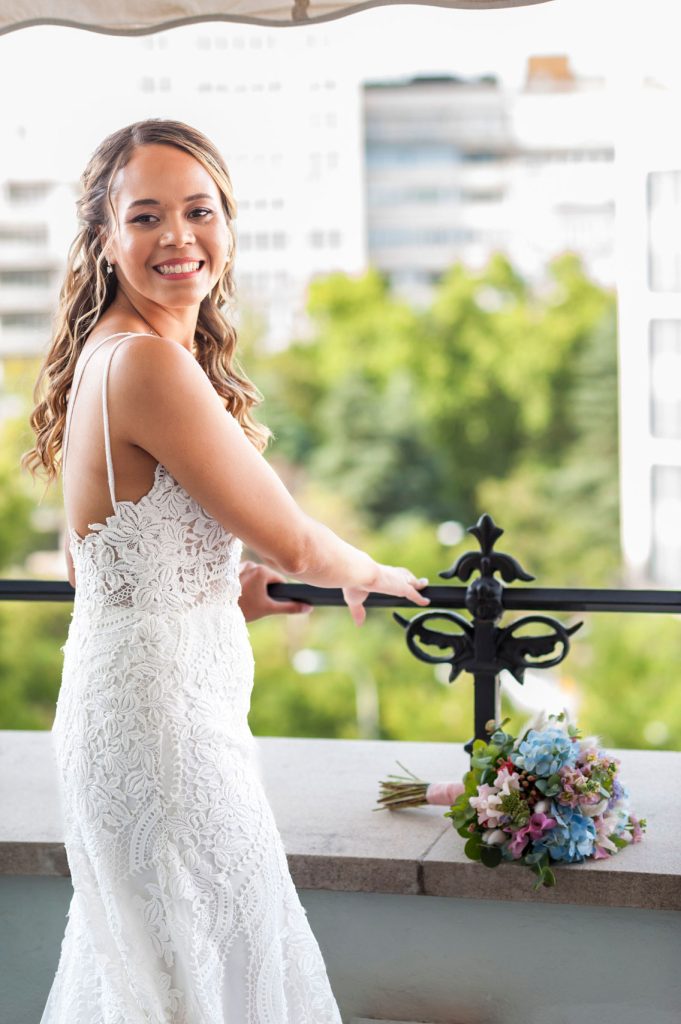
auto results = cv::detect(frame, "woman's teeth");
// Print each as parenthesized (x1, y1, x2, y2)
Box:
(155, 261, 202, 275)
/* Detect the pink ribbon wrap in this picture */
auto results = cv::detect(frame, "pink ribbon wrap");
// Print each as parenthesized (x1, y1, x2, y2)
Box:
(425, 781, 466, 805)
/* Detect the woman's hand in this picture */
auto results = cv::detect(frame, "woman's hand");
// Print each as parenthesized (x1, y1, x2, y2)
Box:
(342, 564, 430, 627)
(238, 560, 313, 623)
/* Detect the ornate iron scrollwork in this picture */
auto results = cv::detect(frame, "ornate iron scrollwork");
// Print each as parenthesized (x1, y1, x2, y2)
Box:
(393, 513, 583, 751)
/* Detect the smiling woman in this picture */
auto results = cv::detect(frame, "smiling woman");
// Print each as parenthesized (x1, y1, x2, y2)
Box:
(19, 118, 430, 1024)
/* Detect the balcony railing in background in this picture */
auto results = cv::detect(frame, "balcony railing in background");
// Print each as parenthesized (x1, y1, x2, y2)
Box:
(3, 513, 681, 756)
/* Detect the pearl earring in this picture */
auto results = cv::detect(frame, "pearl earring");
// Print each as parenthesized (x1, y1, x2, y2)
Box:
(106, 261, 113, 275)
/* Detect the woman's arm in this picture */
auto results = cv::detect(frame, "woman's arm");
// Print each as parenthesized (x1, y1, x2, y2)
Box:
(112, 336, 376, 588)
(110, 336, 430, 625)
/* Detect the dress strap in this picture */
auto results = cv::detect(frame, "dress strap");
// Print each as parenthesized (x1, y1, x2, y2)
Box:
(62, 332, 132, 477)
(101, 333, 158, 511)
(63, 331, 157, 512)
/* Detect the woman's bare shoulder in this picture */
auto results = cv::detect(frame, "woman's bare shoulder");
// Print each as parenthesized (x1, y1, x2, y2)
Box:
(113, 335, 196, 385)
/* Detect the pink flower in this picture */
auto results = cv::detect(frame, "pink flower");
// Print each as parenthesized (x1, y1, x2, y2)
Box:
(508, 829, 531, 859)
(469, 784, 504, 827)
(526, 812, 557, 840)
(507, 811, 557, 861)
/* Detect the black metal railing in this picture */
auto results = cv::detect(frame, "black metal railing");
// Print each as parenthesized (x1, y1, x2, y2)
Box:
(2, 513, 680, 755)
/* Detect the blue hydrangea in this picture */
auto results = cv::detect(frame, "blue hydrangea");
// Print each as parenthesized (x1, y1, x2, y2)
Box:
(534, 804, 597, 863)
(513, 725, 577, 777)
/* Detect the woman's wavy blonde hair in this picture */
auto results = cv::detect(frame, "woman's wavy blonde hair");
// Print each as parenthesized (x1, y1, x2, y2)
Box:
(21, 117, 272, 486)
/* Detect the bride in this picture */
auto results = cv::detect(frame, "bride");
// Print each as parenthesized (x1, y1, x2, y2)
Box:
(23, 118, 430, 1023)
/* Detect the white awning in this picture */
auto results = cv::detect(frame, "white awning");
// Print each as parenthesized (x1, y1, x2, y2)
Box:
(0, 0, 553, 34)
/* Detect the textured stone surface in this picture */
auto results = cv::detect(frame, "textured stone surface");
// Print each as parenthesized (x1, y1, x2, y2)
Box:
(1, 730, 677, 911)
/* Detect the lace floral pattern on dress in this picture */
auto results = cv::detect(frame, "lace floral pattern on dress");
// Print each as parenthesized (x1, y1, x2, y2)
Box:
(42, 332, 343, 1023)
(69, 462, 243, 613)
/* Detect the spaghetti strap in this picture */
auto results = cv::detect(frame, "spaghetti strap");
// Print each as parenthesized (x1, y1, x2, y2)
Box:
(62, 333, 130, 476)
(101, 333, 155, 511)
(63, 331, 157, 512)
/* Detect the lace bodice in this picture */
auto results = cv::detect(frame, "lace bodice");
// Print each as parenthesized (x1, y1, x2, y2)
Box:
(62, 332, 243, 615)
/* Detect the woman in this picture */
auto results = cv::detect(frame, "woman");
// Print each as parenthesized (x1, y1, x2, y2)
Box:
(23, 118, 430, 1023)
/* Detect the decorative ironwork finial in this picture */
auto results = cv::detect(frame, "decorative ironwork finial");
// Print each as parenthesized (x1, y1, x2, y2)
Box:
(393, 513, 582, 754)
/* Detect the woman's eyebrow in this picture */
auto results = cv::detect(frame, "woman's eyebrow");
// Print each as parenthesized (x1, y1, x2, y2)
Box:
(126, 193, 214, 211)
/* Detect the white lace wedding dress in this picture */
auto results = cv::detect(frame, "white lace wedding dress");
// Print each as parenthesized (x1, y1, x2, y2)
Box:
(41, 331, 343, 1024)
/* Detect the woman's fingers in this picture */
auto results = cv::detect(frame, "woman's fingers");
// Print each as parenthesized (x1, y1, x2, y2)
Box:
(351, 603, 366, 627)
(275, 600, 313, 615)
(408, 582, 430, 606)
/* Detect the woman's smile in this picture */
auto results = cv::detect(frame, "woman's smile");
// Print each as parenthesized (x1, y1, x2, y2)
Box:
(153, 258, 205, 280)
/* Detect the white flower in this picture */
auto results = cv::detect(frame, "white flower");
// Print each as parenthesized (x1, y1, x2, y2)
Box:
(495, 768, 521, 796)
(482, 829, 507, 846)
(579, 797, 609, 818)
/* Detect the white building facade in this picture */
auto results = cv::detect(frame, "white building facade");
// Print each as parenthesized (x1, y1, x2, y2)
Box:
(363, 56, 615, 307)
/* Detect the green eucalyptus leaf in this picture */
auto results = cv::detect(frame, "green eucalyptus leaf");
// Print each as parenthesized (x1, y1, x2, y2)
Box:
(464, 837, 482, 861)
(479, 845, 502, 868)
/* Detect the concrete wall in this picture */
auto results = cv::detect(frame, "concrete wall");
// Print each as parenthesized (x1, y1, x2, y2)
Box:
(3, 876, 680, 1024)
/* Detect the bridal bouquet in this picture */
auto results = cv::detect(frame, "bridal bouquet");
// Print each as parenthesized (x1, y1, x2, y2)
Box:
(376, 713, 646, 889)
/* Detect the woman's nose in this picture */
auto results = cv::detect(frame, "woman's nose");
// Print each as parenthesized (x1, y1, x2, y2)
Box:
(160, 221, 195, 245)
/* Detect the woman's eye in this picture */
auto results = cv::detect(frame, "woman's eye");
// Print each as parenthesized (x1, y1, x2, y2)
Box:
(131, 208, 212, 224)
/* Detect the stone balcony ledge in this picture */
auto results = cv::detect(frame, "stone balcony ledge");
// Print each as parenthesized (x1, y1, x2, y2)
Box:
(1, 731, 678, 912)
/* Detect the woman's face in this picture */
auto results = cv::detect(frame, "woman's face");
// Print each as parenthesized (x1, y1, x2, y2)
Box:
(103, 143, 232, 307)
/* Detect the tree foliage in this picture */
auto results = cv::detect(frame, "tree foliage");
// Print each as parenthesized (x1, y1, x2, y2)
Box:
(1, 253, 678, 751)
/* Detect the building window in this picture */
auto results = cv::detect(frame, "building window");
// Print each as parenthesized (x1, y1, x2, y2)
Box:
(1, 312, 50, 328)
(648, 169, 681, 292)
(366, 143, 463, 167)
(307, 230, 342, 248)
(369, 226, 476, 247)
(6, 182, 53, 203)
(0, 224, 48, 244)
(651, 465, 681, 584)
(650, 320, 681, 439)
(0, 269, 52, 286)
